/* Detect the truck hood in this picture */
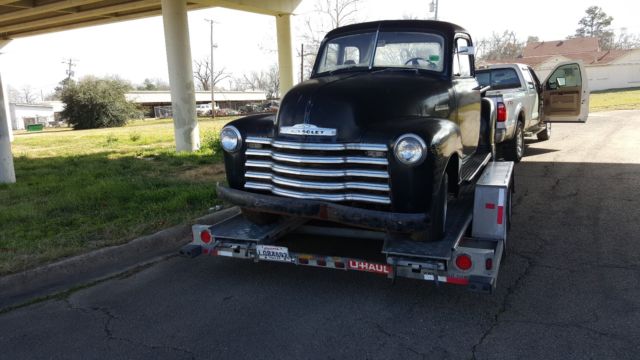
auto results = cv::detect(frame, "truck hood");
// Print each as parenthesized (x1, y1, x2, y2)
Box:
(276, 71, 452, 142)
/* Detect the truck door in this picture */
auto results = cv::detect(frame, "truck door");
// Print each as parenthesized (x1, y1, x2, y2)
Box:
(542, 61, 589, 123)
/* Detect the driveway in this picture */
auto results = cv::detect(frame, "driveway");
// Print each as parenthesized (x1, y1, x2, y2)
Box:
(1, 110, 639, 359)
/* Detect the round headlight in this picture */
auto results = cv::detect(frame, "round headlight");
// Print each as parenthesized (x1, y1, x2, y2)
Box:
(394, 134, 427, 165)
(220, 126, 242, 152)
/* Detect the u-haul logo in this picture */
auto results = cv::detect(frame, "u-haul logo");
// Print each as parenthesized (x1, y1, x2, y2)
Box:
(348, 260, 390, 275)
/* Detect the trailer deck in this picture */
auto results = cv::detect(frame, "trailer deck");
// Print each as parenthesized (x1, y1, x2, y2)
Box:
(182, 161, 514, 294)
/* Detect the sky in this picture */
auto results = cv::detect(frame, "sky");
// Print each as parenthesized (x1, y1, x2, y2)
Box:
(1, 0, 637, 99)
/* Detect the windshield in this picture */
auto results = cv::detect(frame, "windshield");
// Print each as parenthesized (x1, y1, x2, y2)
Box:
(315, 31, 445, 75)
(476, 68, 521, 90)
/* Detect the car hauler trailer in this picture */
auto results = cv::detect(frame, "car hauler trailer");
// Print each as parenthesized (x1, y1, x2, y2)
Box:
(181, 161, 513, 294)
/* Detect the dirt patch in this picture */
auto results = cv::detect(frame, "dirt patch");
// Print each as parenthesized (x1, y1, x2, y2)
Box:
(178, 164, 226, 182)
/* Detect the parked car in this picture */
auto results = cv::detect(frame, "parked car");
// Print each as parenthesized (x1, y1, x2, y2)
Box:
(476, 62, 589, 161)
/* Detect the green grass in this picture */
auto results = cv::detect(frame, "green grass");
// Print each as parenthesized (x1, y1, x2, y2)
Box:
(0, 116, 236, 275)
(590, 88, 640, 112)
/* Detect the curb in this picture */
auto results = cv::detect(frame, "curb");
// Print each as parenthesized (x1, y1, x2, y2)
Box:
(0, 206, 240, 311)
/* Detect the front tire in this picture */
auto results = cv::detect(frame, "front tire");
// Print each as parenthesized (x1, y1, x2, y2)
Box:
(429, 173, 448, 241)
(503, 121, 524, 162)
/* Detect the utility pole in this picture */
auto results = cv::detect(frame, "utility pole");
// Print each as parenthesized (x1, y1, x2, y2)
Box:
(62, 58, 76, 84)
(300, 44, 304, 83)
(429, 0, 439, 20)
(205, 19, 219, 119)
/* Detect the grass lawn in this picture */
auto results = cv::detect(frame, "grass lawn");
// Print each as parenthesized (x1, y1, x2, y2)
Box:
(0, 116, 236, 275)
(590, 88, 640, 112)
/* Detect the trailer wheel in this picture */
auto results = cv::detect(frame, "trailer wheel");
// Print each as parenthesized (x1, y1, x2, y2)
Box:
(503, 121, 524, 162)
(241, 208, 280, 225)
(429, 173, 448, 241)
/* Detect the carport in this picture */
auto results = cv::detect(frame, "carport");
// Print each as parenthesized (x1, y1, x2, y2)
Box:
(0, 0, 303, 183)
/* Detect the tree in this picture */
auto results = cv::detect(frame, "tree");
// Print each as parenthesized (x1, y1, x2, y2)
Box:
(20, 85, 37, 104)
(193, 57, 230, 91)
(574, 6, 614, 50)
(136, 78, 170, 91)
(613, 28, 640, 50)
(240, 64, 280, 99)
(60, 76, 140, 130)
(476, 30, 525, 61)
(7, 85, 21, 103)
(298, 0, 360, 80)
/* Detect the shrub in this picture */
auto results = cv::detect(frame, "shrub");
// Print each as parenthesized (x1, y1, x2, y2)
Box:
(203, 131, 223, 156)
(60, 76, 141, 130)
(129, 132, 141, 142)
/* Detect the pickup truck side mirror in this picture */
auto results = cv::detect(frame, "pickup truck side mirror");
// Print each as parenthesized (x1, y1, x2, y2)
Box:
(556, 77, 566, 87)
(457, 46, 475, 55)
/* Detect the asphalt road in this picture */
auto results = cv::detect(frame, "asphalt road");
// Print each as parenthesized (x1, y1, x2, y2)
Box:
(1, 110, 639, 360)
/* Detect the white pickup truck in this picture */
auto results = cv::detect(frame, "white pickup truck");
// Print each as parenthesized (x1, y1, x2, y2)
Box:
(476, 62, 589, 161)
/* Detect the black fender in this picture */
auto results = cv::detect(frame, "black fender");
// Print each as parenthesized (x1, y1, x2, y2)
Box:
(386, 117, 463, 213)
(221, 114, 275, 189)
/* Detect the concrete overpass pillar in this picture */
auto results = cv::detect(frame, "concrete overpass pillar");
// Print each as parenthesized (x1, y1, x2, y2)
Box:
(275, 14, 294, 97)
(161, 0, 199, 151)
(0, 40, 15, 184)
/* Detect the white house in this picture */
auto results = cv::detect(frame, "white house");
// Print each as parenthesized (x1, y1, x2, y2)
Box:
(9, 103, 55, 130)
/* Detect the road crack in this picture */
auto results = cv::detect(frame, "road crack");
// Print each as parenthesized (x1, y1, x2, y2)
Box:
(65, 299, 196, 359)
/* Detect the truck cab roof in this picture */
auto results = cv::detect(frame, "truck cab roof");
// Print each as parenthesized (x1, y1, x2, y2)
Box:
(324, 20, 469, 39)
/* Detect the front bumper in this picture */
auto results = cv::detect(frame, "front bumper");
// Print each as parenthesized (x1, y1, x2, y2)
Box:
(217, 184, 429, 233)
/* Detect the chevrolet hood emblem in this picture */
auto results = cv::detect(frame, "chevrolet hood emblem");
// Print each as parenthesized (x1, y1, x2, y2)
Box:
(280, 123, 337, 136)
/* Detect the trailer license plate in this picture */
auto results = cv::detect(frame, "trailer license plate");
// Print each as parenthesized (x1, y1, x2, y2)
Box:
(256, 245, 293, 263)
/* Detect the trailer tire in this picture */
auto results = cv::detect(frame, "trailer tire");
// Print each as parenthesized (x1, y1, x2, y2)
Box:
(241, 208, 280, 225)
(503, 121, 524, 162)
(429, 173, 448, 241)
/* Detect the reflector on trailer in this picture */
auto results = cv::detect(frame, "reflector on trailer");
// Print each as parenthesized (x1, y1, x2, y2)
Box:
(485, 258, 493, 270)
(200, 230, 212, 244)
(455, 254, 472, 271)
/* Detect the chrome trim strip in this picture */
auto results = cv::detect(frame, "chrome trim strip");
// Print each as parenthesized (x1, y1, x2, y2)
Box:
(245, 171, 390, 191)
(244, 182, 391, 204)
(246, 137, 387, 152)
(246, 149, 388, 165)
(245, 160, 389, 179)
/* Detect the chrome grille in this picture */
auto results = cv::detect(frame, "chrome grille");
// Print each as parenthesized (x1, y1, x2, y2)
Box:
(244, 137, 391, 205)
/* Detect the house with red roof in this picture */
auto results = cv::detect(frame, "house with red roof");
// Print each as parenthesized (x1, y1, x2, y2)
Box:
(478, 37, 640, 91)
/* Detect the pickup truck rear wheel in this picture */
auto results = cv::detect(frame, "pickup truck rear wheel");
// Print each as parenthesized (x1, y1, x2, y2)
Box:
(537, 122, 551, 141)
(503, 121, 524, 162)
(429, 173, 448, 241)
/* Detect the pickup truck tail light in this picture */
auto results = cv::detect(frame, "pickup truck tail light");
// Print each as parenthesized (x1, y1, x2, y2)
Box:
(497, 102, 507, 122)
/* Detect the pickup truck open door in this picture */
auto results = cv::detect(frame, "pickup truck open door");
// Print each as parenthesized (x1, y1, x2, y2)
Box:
(542, 61, 589, 123)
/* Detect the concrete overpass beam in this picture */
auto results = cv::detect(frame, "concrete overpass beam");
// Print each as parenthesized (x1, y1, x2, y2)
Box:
(161, 0, 199, 152)
(275, 13, 294, 97)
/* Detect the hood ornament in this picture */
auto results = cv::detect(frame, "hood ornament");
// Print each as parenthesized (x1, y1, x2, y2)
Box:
(280, 123, 337, 136)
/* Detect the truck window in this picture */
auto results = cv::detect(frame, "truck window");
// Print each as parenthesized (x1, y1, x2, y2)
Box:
(475, 68, 521, 90)
(317, 32, 376, 73)
(315, 31, 445, 74)
(520, 68, 535, 90)
(546, 63, 581, 89)
(373, 32, 444, 72)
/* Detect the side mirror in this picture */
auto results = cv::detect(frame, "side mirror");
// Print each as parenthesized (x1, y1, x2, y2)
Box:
(527, 81, 535, 90)
(556, 77, 566, 87)
(457, 46, 475, 55)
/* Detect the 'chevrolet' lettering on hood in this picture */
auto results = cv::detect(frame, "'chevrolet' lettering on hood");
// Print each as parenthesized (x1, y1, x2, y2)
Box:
(280, 123, 337, 136)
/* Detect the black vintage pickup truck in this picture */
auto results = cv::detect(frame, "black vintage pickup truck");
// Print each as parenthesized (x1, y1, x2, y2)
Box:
(217, 20, 497, 241)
